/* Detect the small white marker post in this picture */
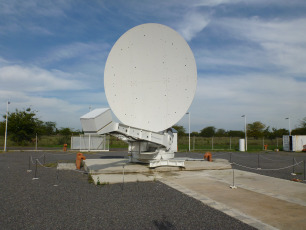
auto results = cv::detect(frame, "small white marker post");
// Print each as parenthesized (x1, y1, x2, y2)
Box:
(27, 156, 32, 172)
(32, 159, 39, 180)
(123, 164, 125, 183)
(54, 168, 59, 187)
(230, 168, 237, 189)
(291, 157, 296, 176)
(122, 164, 125, 191)
(257, 154, 261, 170)
(304, 160, 306, 181)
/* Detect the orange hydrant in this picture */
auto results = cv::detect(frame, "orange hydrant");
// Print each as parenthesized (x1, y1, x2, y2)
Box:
(63, 144, 68, 151)
(264, 144, 268, 151)
(204, 152, 212, 162)
(76, 152, 86, 169)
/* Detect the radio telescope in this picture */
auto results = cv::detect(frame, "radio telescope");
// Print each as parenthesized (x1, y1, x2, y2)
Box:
(81, 23, 197, 167)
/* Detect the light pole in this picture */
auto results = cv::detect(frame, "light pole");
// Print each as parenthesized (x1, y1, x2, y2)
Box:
(4, 101, 10, 152)
(186, 112, 190, 152)
(242, 115, 247, 151)
(285, 117, 291, 136)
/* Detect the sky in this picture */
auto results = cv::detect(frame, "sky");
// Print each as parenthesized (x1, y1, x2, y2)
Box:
(0, 0, 306, 133)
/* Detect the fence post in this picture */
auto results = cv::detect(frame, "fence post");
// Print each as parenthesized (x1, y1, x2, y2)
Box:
(27, 156, 32, 172)
(230, 168, 237, 189)
(54, 168, 59, 187)
(193, 136, 195, 150)
(257, 154, 261, 169)
(291, 157, 296, 175)
(304, 160, 306, 181)
(229, 136, 231, 150)
(79, 134, 82, 151)
(35, 133, 38, 150)
(33, 159, 39, 180)
(122, 164, 125, 190)
(89, 134, 91, 152)
(108, 135, 110, 150)
(212, 137, 214, 150)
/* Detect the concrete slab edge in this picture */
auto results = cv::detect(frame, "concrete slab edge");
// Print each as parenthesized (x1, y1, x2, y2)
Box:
(84, 164, 232, 175)
(205, 171, 306, 207)
(160, 179, 278, 230)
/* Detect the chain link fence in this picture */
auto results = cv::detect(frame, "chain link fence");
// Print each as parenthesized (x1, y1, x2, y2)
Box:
(178, 136, 283, 151)
(71, 134, 109, 151)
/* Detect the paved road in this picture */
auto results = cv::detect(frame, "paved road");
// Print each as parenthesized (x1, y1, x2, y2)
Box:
(0, 151, 254, 230)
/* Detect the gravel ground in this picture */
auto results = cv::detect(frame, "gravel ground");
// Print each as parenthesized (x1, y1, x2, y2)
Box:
(0, 151, 255, 230)
(176, 151, 306, 183)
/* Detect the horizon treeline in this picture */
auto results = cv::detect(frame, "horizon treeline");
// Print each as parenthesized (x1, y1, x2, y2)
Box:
(173, 118, 306, 139)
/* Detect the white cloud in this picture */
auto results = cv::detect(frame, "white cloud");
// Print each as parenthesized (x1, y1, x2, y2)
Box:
(215, 17, 306, 75)
(194, 45, 271, 72)
(177, 73, 306, 132)
(0, 0, 70, 17)
(0, 0, 71, 35)
(176, 10, 210, 41)
(0, 57, 108, 129)
(0, 92, 83, 129)
(0, 64, 87, 92)
(41, 42, 110, 64)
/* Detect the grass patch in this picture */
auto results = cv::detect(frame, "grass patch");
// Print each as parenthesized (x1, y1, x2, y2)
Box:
(88, 174, 94, 184)
(43, 162, 58, 168)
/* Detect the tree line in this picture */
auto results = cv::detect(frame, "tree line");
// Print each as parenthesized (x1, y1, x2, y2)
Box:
(0, 108, 80, 145)
(173, 118, 306, 139)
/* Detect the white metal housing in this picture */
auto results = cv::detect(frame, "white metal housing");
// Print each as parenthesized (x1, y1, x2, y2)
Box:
(283, 135, 306, 151)
(80, 108, 112, 133)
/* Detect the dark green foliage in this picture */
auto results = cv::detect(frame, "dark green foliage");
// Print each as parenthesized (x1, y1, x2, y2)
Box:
(247, 121, 266, 139)
(200, 126, 216, 137)
(172, 125, 187, 136)
(292, 128, 306, 135)
(227, 130, 244, 138)
(40, 121, 57, 135)
(215, 128, 226, 137)
(191, 131, 199, 137)
(270, 128, 288, 138)
(0, 107, 75, 145)
(57, 127, 73, 145)
(292, 117, 306, 135)
(3, 108, 39, 144)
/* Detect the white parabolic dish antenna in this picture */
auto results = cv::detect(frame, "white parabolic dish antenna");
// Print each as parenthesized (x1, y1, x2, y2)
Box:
(104, 23, 197, 132)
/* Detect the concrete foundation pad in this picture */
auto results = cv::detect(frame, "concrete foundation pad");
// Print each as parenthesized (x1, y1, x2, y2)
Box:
(83, 158, 231, 175)
(91, 173, 160, 185)
(57, 163, 76, 170)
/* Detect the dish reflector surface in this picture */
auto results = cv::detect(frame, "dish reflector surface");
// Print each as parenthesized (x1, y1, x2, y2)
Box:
(104, 23, 197, 132)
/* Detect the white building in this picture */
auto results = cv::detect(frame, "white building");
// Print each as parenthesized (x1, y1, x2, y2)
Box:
(283, 135, 306, 151)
